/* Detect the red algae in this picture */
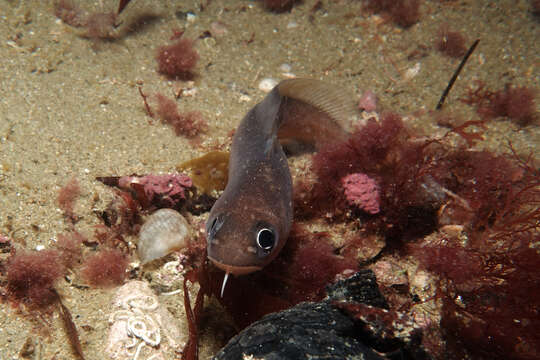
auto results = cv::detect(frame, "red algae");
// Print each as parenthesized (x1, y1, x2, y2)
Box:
(410, 232, 540, 358)
(6, 249, 86, 359)
(84, 12, 118, 40)
(294, 112, 441, 241)
(54, 0, 85, 27)
(174, 104, 538, 359)
(435, 150, 522, 230)
(277, 225, 359, 300)
(6, 250, 65, 310)
(58, 177, 80, 220)
(435, 25, 467, 58)
(490, 85, 537, 126)
(364, 0, 421, 28)
(462, 82, 538, 126)
(294, 119, 380, 218)
(156, 37, 199, 80)
(407, 146, 540, 359)
(262, 0, 298, 12)
(81, 249, 129, 288)
(56, 231, 85, 268)
(54, 1, 120, 41)
(154, 93, 207, 138)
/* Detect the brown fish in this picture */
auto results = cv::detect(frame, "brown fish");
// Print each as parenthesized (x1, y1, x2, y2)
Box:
(206, 78, 357, 295)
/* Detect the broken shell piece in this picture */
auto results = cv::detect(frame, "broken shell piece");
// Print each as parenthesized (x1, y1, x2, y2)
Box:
(106, 280, 186, 359)
(138, 208, 191, 264)
(404, 62, 421, 81)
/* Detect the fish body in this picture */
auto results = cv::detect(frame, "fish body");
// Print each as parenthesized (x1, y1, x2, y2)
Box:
(206, 79, 356, 276)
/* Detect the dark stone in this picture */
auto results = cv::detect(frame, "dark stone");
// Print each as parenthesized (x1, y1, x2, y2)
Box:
(214, 270, 429, 359)
(325, 269, 389, 308)
(213, 301, 385, 360)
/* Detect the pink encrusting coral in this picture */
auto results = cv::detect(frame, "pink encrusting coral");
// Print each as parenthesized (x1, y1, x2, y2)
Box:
(118, 173, 193, 208)
(341, 173, 381, 214)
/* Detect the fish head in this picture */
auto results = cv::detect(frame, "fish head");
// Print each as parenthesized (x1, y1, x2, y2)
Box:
(206, 203, 286, 275)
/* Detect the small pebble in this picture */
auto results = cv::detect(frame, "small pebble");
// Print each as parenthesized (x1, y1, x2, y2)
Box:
(238, 94, 252, 103)
(186, 13, 196, 22)
(279, 63, 291, 72)
(287, 21, 298, 29)
(259, 78, 278, 92)
(210, 21, 228, 37)
(182, 87, 198, 97)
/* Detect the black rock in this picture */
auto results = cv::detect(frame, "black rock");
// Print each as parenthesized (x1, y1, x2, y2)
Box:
(214, 270, 429, 360)
(213, 301, 385, 360)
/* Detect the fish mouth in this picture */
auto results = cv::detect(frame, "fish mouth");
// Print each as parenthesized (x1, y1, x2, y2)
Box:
(208, 256, 262, 275)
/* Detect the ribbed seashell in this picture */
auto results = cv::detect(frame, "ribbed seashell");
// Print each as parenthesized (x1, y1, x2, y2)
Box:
(138, 209, 191, 264)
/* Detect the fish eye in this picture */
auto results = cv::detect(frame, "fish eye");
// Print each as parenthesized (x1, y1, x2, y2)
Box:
(256, 228, 276, 252)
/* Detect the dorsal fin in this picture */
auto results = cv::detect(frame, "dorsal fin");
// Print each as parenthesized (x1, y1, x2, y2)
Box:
(276, 78, 358, 148)
(278, 78, 358, 133)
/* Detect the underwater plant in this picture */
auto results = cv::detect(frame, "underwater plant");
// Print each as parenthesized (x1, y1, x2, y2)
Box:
(462, 82, 538, 126)
(262, 0, 298, 12)
(81, 249, 129, 288)
(156, 36, 199, 80)
(363, 0, 422, 28)
(153, 93, 207, 137)
(6, 250, 65, 310)
(58, 177, 80, 221)
(435, 24, 467, 58)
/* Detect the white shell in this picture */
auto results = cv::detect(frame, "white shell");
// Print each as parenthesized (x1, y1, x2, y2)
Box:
(138, 209, 191, 264)
(258, 78, 278, 93)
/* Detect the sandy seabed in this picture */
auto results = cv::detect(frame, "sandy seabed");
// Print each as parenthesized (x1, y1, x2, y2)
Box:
(0, 1, 538, 359)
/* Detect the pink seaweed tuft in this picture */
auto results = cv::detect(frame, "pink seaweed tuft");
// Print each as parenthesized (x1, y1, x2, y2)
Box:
(54, 0, 85, 27)
(156, 38, 199, 80)
(154, 93, 207, 137)
(58, 178, 80, 221)
(81, 249, 129, 288)
(341, 173, 380, 214)
(7, 250, 65, 310)
(435, 25, 467, 58)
